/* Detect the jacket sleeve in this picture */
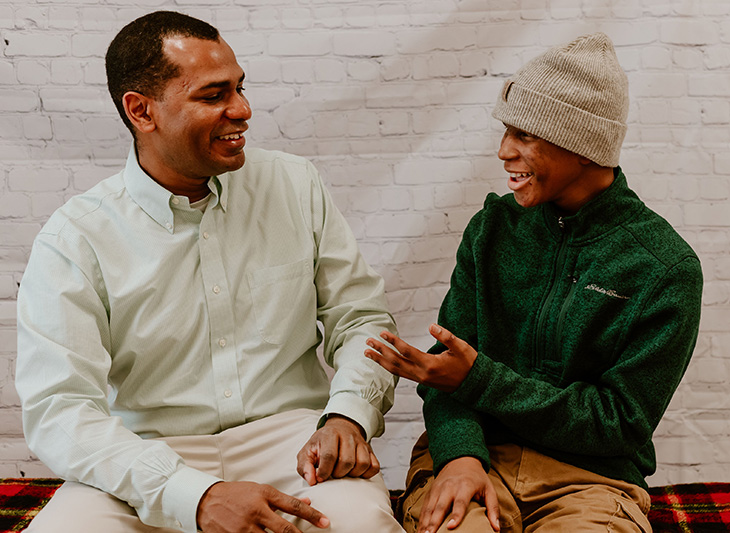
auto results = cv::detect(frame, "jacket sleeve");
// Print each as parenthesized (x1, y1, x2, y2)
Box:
(450, 255, 703, 457)
(419, 217, 492, 474)
(15, 233, 220, 533)
(305, 160, 399, 440)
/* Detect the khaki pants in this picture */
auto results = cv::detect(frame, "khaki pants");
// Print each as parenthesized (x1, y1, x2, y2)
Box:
(400, 432, 652, 533)
(27, 409, 404, 533)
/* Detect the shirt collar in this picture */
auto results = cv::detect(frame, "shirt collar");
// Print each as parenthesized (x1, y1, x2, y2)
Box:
(123, 145, 229, 233)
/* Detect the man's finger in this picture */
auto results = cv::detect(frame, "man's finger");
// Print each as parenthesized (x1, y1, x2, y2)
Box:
(269, 489, 330, 530)
(330, 434, 356, 479)
(314, 442, 339, 482)
(361, 449, 380, 479)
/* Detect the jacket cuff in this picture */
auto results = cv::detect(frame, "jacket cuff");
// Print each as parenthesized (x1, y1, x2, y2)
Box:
(162, 466, 222, 532)
(451, 350, 493, 405)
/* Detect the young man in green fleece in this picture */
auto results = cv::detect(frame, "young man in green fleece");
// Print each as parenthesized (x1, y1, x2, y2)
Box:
(365, 32, 703, 533)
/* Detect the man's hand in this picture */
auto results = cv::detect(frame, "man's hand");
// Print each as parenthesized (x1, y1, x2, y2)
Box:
(296, 414, 380, 486)
(417, 457, 500, 533)
(196, 481, 329, 533)
(364, 324, 477, 392)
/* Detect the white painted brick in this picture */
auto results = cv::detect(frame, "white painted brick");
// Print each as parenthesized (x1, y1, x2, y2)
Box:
(314, 59, 345, 83)
(50, 59, 83, 85)
(314, 113, 347, 139)
(346, 60, 379, 82)
(661, 19, 719, 46)
(0, 275, 16, 299)
(412, 109, 459, 134)
(334, 31, 396, 57)
(380, 189, 411, 213)
(673, 48, 704, 70)
(0, 61, 15, 84)
(40, 88, 108, 113)
(0, 6, 12, 29)
(226, 33, 265, 57)
(702, 99, 730, 124)
(0, 223, 40, 249)
(6, 32, 69, 57)
(9, 166, 69, 193)
(376, 4, 409, 27)
(689, 73, 730, 97)
(15, 7, 48, 30)
(16, 460, 55, 478)
(380, 57, 410, 81)
(641, 46, 671, 70)
(30, 192, 64, 218)
(0, 193, 31, 219)
(685, 203, 730, 226)
(364, 214, 427, 238)
(269, 33, 330, 57)
(0, 89, 38, 112)
(343, 6, 375, 28)
(398, 27, 476, 54)
(477, 24, 536, 48)
(378, 111, 410, 136)
(395, 159, 471, 185)
(310, 6, 342, 29)
(366, 84, 445, 108)
(348, 188, 379, 213)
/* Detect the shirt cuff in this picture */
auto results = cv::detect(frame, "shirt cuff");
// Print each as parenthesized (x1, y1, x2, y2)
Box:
(162, 465, 222, 532)
(321, 392, 384, 441)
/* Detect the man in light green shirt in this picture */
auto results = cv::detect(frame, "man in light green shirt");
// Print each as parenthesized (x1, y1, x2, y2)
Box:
(15, 11, 403, 533)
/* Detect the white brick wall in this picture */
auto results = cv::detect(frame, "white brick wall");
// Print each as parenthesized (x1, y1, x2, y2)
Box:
(1, 0, 729, 490)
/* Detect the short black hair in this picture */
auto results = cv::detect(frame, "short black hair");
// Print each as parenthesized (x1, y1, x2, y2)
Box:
(105, 11, 220, 136)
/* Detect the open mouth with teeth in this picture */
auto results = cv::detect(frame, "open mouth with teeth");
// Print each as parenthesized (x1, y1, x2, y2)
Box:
(218, 132, 245, 141)
(507, 172, 534, 193)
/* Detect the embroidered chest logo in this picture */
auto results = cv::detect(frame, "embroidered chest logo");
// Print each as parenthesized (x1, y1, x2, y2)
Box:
(584, 284, 630, 300)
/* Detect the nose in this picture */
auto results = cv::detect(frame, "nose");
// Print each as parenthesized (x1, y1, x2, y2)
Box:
(227, 92, 252, 121)
(497, 130, 517, 161)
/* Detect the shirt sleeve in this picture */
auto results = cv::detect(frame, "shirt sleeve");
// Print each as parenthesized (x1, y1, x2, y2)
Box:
(450, 255, 703, 458)
(303, 160, 398, 440)
(16, 231, 220, 532)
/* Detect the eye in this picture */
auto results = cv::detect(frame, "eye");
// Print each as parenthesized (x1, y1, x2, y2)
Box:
(236, 85, 245, 95)
(202, 93, 222, 102)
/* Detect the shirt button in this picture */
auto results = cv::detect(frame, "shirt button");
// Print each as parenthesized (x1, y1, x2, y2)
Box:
(165, 222, 172, 230)
(212, 285, 221, 294)
(202, 232, 209, 239)
(218, 338, 226, 347)
(171, 197, 180, 205)
(224, 389, 232, 398)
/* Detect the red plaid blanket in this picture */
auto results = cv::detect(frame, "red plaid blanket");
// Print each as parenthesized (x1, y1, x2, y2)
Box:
(1, 478, 730, 531)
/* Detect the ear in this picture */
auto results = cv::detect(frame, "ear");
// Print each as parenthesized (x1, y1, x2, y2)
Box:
(578, 155, 594, 167)
(122, 91, 156, 134)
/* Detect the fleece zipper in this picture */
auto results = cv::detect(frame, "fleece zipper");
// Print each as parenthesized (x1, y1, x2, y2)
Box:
(534, 217, 569, 371)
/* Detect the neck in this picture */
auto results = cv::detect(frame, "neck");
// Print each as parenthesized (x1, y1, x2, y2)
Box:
(135, 144, 211, 202)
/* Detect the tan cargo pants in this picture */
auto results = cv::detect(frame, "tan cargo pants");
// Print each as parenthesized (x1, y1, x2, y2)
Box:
(399, 432, 652, 533)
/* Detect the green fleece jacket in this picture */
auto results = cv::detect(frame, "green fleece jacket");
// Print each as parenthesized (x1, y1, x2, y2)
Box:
(420, 169, 703, 489)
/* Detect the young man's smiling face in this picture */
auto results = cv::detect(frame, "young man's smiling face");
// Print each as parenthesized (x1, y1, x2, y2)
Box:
(498, 125, 605, 214)
(142, 35, 251, 186)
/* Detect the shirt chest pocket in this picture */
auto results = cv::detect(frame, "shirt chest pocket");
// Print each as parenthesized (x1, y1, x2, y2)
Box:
(247, 258, 316, 345)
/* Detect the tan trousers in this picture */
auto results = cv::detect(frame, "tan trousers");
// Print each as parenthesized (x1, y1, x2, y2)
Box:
(27, 409, 404, 533)
(400, 433, 652, 533)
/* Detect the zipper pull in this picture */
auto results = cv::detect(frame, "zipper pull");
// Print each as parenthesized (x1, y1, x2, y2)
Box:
(558, 216, 565, 229)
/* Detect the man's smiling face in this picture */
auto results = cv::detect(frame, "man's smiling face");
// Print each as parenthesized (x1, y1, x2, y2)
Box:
(498, 125, 596, 214)
(146, 35, 251, 182)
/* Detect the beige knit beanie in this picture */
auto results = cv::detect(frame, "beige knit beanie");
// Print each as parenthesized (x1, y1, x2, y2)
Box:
(492, 32, 629, 168)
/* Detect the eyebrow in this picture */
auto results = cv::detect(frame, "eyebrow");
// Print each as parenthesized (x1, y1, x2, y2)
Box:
(197, 74, 245, 92)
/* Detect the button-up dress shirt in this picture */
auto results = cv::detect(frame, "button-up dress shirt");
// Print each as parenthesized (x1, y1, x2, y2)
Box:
(16, 146, 398, 531)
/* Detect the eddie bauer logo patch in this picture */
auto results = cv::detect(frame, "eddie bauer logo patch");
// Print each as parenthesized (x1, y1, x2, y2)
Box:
(584, 284, 630, 300)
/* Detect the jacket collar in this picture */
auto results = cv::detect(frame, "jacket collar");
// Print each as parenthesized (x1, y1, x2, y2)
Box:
(542, 167, 644, 243)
